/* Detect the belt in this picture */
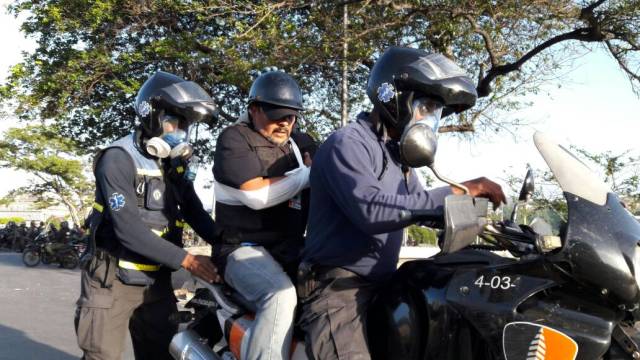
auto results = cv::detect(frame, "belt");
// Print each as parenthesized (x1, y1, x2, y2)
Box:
(313, 265, 361, 282)
(95, 248, 161, 272)
(297, 263, 364, 298)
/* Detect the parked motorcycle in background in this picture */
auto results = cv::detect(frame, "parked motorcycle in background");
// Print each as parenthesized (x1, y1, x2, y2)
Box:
(22, 226, 79, 269)
(169, 132, 640, 360)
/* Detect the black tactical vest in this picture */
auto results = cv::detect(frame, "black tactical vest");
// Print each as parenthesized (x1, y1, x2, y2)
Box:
(88, 133, 184, 285)
(214, 123, 311, 251)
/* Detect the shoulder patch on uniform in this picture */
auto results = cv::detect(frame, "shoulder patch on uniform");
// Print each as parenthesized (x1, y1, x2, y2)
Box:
(108, 192, 126, 212)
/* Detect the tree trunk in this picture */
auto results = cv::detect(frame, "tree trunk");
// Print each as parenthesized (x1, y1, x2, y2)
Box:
(58, 194, 81, 227)
(340, 3, 349, 128)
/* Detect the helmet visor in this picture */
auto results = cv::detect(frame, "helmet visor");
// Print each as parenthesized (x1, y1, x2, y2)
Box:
(408, 53, 468, 81)
(410, 97, 443, 134)
(157, 81, 218, 125)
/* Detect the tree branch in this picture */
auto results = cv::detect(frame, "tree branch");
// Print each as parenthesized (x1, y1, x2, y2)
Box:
(439, 124, 474, 133)
(235, 2, 286, 39)
(476, 27, 603, 97)
(195, 41, 215, 54)
(216, 107, 237, 123)
(605, 40, 640, 83)
(459, 13, 499, 67)
(580, 0, 607, 21)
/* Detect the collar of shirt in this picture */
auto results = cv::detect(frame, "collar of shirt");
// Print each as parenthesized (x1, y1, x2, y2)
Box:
(355, 111, 403, 163)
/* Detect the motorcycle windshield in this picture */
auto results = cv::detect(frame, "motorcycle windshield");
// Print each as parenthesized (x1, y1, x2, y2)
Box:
(533, 132, 609, 205)
(534, 132, 640, 306)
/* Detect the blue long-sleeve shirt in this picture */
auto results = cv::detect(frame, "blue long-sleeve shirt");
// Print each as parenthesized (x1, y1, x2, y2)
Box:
(302, 113, 451, 280)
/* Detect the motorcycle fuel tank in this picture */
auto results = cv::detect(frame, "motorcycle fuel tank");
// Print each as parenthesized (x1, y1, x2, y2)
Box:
(369, 249, 622, 359)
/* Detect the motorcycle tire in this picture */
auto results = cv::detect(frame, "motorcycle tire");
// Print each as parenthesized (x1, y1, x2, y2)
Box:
(41, 253, 52, 265)
(61, 253, 79, 269)
(22, 250, 41, 267)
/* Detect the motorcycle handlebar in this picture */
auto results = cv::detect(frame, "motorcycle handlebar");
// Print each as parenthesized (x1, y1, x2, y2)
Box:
(399, 209, 443, 223)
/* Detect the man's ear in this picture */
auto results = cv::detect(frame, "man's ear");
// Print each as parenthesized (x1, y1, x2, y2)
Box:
(248, 103, 259, 117)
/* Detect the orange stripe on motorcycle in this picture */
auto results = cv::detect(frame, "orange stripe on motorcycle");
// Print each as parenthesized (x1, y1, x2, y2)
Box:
(229, 320, 245, 359)
(503, 321, 578, 360)
(228, 314, 255, 359)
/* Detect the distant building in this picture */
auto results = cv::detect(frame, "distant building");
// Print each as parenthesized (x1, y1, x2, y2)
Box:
(0, 194, 69, 222)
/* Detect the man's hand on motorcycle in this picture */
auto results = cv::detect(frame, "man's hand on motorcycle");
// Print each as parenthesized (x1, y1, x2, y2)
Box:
(181, 254, 222, 283)
(454, 177, 507, 210)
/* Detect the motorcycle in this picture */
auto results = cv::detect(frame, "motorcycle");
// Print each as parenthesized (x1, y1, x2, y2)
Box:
(22, 233, 80, 269)
(169, 132, 640, 360)
(69, 234, 88, 257)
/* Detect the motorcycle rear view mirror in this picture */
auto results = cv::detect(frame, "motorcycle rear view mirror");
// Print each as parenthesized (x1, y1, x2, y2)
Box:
(510, 167, 535, 223)
(398, 119, 471, 194)
(518, 168, 535, 202)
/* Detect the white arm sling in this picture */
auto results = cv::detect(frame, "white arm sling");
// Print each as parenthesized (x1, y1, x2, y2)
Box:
(214, 135, 309, 210)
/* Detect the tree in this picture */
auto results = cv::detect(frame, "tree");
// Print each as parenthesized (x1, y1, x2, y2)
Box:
(572, 147, 640, 213)
(1, 0, 638, 159)
(0, 125, 93, 226)
(407, 224, 438, 246)
(504, 146, 640, 230)
(504, 167, 568, 225)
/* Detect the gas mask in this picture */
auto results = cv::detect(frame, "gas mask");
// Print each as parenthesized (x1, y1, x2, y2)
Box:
(146, 114, 194, 159)
(146, 129, 191, 159)
(398, 97, 443, 168)
(145, 115, 199, 180)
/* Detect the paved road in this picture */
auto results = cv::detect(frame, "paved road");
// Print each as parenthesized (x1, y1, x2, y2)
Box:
(0, 252, 134, 360)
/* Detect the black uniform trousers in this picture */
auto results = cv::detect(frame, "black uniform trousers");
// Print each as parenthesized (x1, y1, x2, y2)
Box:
(298, 267, 381, 360)
(74, 253, 178, 360)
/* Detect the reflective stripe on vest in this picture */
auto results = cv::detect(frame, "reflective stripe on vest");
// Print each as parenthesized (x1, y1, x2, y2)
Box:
(93, 202, 104, 213)
(117, 260, 160, 272)
(151, 229, 164, 237)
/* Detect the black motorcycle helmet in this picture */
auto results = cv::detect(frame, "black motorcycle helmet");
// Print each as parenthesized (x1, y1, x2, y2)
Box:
(60, 221, 69, 229)
(366, 47, 477, 134)
(248, 70, 304, 112)
(134, 71, 219, 138)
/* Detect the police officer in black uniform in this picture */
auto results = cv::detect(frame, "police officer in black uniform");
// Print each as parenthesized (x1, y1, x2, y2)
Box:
(212, 70, 316, 360)
(75, 71, 220, 360)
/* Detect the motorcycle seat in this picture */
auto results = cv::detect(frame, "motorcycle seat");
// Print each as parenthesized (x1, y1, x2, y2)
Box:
(199, 281, 256, 315)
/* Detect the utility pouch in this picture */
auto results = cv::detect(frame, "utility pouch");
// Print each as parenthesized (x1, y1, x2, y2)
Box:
(296, 262, 318, 299)
(144, 177, 165, 210)
(116, 266, 156, 286)
(88, 250, 116, 289)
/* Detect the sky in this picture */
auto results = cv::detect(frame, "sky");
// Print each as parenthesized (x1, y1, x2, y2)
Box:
(434, 48, 640, 192)
(0, 2, 639, 208)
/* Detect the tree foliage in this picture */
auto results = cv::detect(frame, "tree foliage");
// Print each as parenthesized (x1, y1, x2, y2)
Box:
(504, 145, 640, 230)
(573, 147, 640, 213)
(407, 224, 438, 246)
(0, 217, 27, 225)
(1, 0, 639, 160)
(0, 125, 93, 226)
